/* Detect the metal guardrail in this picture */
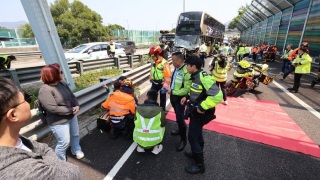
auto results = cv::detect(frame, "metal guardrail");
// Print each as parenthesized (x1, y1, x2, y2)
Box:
(0, 51, 42, 59)
(0, 55, 145, 87)
(20, 55, 172, 141)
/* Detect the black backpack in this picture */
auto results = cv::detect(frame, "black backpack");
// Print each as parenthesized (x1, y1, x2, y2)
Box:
(34, 99, 47, 124)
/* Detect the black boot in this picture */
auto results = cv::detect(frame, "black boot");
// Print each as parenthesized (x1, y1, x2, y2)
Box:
(176, 126, 187, 152)
(185, 152, 205, 174)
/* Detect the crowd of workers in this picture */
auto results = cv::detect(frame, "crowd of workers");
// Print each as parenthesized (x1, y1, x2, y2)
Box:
(0, 36, 318, 178)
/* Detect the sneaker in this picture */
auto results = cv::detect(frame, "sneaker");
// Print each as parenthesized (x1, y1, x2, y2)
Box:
(222, 101, 228, 105)
(151, 144, 163, 155)
(75, 152, 84, 159)
(136, 146, 145, 153)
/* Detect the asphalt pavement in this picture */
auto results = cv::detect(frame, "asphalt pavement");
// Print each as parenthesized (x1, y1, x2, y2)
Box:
(65, 56, 320, 179)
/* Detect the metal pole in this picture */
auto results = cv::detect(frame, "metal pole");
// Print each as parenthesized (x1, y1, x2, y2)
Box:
(299, 0, 313, 46)
(283, 7, 294, 53)
(183, 0, 185, 12)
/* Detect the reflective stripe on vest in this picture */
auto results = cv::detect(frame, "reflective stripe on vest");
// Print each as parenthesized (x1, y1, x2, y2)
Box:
(212, 61, 227, 82)
(151, 59, 167, 81)
(133, 112, 164, 148)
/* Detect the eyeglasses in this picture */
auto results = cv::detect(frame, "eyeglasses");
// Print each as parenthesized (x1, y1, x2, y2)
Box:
(1, 93, 31, 117)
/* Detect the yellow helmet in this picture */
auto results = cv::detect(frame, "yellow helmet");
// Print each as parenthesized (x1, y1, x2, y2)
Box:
(238, 60, 251, 69)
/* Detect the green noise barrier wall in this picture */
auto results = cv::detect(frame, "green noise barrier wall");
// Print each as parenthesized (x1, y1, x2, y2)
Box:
(302, 0, 320, 56)
(286, 0, 311, 49)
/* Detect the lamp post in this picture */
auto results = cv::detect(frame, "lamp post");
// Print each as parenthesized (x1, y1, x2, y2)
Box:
(183, 0, 185, 12)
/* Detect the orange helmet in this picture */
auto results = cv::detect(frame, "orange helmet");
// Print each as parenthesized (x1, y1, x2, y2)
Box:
(122, 79, 133, 88)
(149, 46, 162, 56)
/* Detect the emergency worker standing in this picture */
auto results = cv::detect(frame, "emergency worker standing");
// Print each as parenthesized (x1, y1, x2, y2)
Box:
(168, 52, 191, 152)
(199, 41, 207, 68)
(101, 80, 136, 139)
(283, 42, 309, 80)
(236, 44, 245, 62)
(108, 40, 116, 57)
(287, 47, 312, 93)
(210, 54, 231, 105)
(149, 46, 171, 110)
(0, 55, 16, 70)
(181, 56, 223, 174)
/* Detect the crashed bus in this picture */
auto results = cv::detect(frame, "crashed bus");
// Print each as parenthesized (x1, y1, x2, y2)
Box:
(174, 11, 225, 55)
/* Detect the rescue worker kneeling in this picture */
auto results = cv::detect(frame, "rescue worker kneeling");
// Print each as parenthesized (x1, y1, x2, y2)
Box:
(133, 89, 166, 155)
(101, 80, 136, 139)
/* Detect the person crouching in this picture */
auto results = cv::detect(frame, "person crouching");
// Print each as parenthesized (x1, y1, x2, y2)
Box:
(101, 80, 136, 139)
(133, 89, 166, 155)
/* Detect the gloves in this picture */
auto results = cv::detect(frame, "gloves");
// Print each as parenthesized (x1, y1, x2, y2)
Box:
(160, 88, 167, 94)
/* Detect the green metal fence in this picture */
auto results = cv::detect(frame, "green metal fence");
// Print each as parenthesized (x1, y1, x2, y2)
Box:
(112, 30, 160, 45)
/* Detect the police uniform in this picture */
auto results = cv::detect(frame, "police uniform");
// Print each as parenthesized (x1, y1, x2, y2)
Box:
(170, 64, 191, 151)
(184, 56, 223, 174)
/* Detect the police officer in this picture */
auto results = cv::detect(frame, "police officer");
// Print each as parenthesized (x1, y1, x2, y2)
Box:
(0, 55, 16, 70)
(167, 52, 191, 152)
(181, 56, 223, 174)
(210, 54, 231, 105)
(149, 46, 171, 110)
(236, 44, 245, 62)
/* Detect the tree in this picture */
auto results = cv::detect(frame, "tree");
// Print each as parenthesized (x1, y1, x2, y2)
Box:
(228, 5, 248, 30)
(17, 24, 34, 38)
(171, 28, 176, 33)
(50, 0, 124, 47)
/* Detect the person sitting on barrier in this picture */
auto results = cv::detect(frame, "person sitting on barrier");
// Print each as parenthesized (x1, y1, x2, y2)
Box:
(0, 55, 16, 70)
(0, 77, 81, 179)
(38, 65, 84, 161)
(101, 80, 136, 139)
(133, 89, 166, 154)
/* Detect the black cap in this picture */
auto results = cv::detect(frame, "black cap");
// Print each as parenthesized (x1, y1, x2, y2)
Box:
(185, 55, 202, 69)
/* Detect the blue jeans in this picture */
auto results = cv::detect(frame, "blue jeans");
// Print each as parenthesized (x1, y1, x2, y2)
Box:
(281, 59, 290, 73)
(49, 116, 82, 161)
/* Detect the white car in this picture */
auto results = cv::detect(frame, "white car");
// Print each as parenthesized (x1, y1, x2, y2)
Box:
(65, 42, 126, 62)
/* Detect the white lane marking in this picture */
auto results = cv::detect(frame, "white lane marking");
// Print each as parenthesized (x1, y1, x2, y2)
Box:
(104, 87, 171, 180)
(104, 142, 138, 180)
(273, 80, 320, 119)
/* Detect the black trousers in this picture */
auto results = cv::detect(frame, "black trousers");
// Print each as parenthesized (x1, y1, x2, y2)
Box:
(171, 95, 187, 140)
(188, 113, 204, 153)
(200, 53, 206, 67)
(293, 73, 303, 91)
(252, 53, 257, 62)
(151, 82, 166, 110)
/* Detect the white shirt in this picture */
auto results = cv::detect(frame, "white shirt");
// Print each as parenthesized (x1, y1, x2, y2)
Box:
(16, 138, 32, 152)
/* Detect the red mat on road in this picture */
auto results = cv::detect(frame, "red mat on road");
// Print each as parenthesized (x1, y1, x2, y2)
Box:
(166, 97, 320, 158)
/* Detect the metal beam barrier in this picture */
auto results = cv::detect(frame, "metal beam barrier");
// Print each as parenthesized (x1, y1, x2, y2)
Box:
(20, 56, 172, 141)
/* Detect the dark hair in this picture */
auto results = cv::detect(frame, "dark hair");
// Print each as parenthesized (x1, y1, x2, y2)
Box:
(185, 55, 202, 69)
(113, 81, 121, 90)
(41, 65, 62, 84)
(147, 89, 158, 102)
(118, 76, 127, 82)
(0, 77, 20, 119)
(7, 55, 16, 60)
(172, 52, 184, 61)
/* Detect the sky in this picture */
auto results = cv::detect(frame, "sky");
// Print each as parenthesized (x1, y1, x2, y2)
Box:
(1, 0, 252, 30)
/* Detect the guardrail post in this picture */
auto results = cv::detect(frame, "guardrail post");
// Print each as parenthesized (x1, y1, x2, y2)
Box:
(8, 69, 21, 88)
(114, 57, 120, 69)
(128, 55, 133, 68)
(76, 61, 84, 76)
(138, 55, 143, 63)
